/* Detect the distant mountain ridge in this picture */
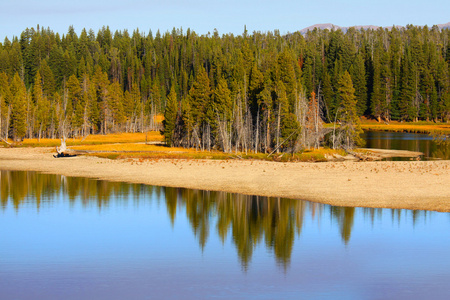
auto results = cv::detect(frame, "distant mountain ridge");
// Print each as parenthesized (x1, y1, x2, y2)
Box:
(299, 22, 450, 34)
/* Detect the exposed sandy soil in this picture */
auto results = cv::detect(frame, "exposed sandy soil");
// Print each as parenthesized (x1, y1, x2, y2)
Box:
(1, 147, 449, 212)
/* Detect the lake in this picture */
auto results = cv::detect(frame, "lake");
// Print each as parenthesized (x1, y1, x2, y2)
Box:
(361, 131, 449, 160)
(1, 170, 449, 299)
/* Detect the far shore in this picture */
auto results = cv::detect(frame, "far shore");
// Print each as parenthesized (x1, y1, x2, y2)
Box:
(0, 147, 449, 212)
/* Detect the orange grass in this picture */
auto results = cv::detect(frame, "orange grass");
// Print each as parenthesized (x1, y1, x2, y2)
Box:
(88, 149, 235, 160)
(9, 132, 163, 147)
(79, 132, 163, 143)
(20, 138, 62, 147)
(82, 145, 344, 162)
(72, 143, 180, 152)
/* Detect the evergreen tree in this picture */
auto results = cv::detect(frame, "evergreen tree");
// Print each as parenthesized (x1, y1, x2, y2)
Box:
(336, 71, 363, 149)
(33, 71, 50, 139)
(277, 49, 297, 107)
(248, 63, 264, 114)
(10, 73, 28, 141)
(276, 81, 299, 150)
(1, 24, 450, 149)
(350, 52, 367, 116)
(0, 72, 11, 139)
(108, 80, 125, 131)
(322, 71, 334, 121)
(213, 78, 232, 120)
(39, 59, 56, 96)
(370, 49, 383, 121)
(380, 50, 393, 122)
(67, 74, 82, 131)
(399, 53, 418, 121)
(162, 85, 178, 146)
(187, 66, 211, 124)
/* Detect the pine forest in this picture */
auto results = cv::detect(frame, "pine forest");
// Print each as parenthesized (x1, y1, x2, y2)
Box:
(0, 25, 449, 152)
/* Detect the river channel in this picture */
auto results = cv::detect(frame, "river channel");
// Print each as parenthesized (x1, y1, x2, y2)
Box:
(361, 131, 449, 160)
(1, 171, 449, 299)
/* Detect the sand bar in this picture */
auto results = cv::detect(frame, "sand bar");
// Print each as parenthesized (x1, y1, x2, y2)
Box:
(0, 147, 449, 212)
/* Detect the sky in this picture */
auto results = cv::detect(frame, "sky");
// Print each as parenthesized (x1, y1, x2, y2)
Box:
(1, 0, 449, 40)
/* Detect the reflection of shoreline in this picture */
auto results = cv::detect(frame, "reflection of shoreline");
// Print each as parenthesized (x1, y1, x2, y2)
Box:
(361, 131, 450, 160)
(0, 147, 450, 212)
(0, 170, 440, 269)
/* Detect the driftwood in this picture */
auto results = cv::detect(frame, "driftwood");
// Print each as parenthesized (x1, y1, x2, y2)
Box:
(56, 139, 67, 154)
(54, 152, 77, 158)
(54, 139, 77, 158)
(1, 138, 12, 146)
(81, 134, 90, 142)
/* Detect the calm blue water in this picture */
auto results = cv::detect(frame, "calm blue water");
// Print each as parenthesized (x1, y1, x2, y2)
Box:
(1, 171, 449, 299)
(361, 131, 449, 160)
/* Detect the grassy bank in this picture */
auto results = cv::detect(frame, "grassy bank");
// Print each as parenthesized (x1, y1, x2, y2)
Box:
(2, 132, 163, 148)
(71, 142, 346, 162)
(3, 120, 447, 162)
(359, 119, 450, 134)
(2, 131, 350, 162)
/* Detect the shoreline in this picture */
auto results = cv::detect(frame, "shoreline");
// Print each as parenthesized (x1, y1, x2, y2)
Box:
(0, 147, 449, 212)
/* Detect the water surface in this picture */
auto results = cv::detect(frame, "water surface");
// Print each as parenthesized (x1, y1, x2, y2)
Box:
(1, 171, 449, 299)
(361, 131, 449, 160)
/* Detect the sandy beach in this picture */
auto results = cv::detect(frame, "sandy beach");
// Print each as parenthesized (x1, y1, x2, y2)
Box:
(0, 147, 449, 212)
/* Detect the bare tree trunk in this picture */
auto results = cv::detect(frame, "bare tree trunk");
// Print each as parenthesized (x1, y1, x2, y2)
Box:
(276, 104, 281, 153)
(38, 124, 42, 142)
(0, 103, 3, 140)
(0, 103, 2, 140)
(6, 105, 10, 140)
(26, 92, 32, 139)
(208, 124, 211, 151)
(244, 109, 252, 155)
(295, 89, 308, 150)
(255, 108, 259, 153)
(150, 103, 155, 131)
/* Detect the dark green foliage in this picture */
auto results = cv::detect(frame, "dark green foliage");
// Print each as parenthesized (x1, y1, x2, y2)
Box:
(277, 81, 299, 150)
(337, 71, 364, 149)
(10, 73, 27, 141)
(162, 85, 178, 146)
(370, 48, 383, 121)
(213, 78, 232, 120)
(0, 24, 449, 151)
(187, 66, 211, 123)
(350, 52, 367, 116)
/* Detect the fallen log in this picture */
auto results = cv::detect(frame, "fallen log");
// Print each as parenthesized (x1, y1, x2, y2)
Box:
(1, 138, 12, 146)
(53, 152, 77, 158)
(359, 148, 423, 159)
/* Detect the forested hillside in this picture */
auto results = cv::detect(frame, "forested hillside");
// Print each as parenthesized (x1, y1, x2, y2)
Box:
(0, 25, 449, 151)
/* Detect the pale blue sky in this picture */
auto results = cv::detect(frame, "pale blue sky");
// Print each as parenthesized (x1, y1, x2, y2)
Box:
(1, 0, 449, 39)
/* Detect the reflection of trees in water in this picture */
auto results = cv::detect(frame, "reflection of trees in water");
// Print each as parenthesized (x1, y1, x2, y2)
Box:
(431, 132, 450, 160)
(1, 170, 436, 269)
(331, 206, 355, 245)
(431, 144, 450, 160)
(0, 171, 163, 210)
(164, 188, 305, 269)
(1, 171, 62, 210)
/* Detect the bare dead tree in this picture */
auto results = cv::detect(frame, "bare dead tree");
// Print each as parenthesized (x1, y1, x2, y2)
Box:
(254, 108, 260, 153)
(305, 90, 324, 149)
(276, 102, 281, 153)
(294, 89, 308, 151)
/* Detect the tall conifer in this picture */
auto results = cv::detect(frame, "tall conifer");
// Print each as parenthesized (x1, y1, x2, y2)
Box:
(337, 71, 363, 149)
